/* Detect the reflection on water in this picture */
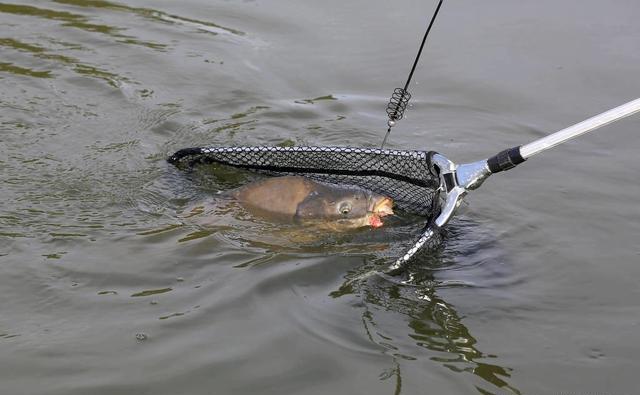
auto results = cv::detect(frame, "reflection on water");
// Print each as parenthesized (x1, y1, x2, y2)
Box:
(0, 2, 159, 48)
(0, 0, 245, 83)
(51, 0, 246, 36)
(0, 37, 123, 86)
(333, 260, 521, 395)
(0, 61, 52, 78)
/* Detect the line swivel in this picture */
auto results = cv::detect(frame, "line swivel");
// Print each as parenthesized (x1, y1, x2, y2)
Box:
(381, 0, 444, 148)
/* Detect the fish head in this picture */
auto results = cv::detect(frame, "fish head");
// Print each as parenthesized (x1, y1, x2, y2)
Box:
(295, 187, 394, 230)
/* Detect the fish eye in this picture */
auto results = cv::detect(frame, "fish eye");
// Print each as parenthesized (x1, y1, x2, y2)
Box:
(339, 202, 352, 215)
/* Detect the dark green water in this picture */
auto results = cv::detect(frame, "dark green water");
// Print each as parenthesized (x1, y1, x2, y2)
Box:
(1, 1, 639, 394)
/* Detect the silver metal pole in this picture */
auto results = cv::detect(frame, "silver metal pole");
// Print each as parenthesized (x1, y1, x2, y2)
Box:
(387, 97, 640, 275)
(520, 98, 640, 159)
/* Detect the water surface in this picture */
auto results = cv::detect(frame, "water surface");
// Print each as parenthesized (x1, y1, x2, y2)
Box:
(2, 1, 640, 394)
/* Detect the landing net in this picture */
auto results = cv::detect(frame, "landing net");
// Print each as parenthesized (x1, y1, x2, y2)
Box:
(168, 145, 445, 262)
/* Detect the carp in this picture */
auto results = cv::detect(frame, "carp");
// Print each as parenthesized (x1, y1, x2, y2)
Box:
(233, 176, 393, 230)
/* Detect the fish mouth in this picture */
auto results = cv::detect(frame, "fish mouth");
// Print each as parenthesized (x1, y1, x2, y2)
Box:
(369, 214, 384, 228)
(368, 196, 394, 228)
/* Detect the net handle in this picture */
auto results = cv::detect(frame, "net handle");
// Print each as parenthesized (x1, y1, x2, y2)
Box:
(486, 98, 640, 174)
(520, 98, 640, 159)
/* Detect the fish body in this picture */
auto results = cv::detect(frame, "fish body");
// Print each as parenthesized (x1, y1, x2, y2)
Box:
(233, 176, 393, 230)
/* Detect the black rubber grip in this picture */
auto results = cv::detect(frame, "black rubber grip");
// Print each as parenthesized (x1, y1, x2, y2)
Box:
(487, 146, 525, 173)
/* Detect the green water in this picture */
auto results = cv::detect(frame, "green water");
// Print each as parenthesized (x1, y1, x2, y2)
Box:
(1, 1, 640, 394)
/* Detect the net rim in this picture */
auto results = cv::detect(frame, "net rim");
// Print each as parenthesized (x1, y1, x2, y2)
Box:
(168, 145, 441, 188)
(170, 145, 437, 162)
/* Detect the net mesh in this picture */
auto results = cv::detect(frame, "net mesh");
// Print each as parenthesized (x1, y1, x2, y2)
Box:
(168, 145, 445, 263)
(169, 146, 441, 216)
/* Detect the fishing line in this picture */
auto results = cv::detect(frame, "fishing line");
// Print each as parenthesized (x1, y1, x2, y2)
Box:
(382, 0, 444, 149)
